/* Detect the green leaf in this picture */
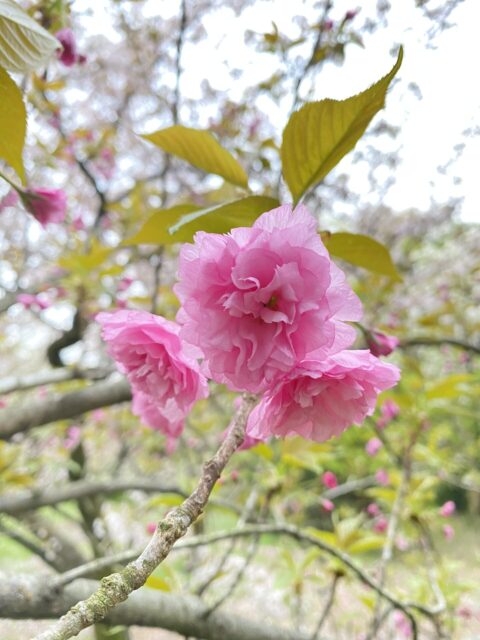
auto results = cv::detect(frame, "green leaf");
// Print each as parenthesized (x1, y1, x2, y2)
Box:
(142, 125, 249, 188)
(169, 196, 279, 240)
(281, 47, 403, 204)
(325, 232, 401, 280)
(124, 196, 279, 246)
(0, 66, 25, 182)
(0, 0, 60, 72)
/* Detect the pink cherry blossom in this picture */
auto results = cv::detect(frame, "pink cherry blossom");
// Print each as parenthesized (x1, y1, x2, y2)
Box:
(230, 469, 240, 482)
(374, 516, 388, 533)
(443, 524, 455, 540)
(322, 471, 338, 489)
(146, 522, 156, 535)
(0, 189, 19, 212)
(440, 500, 456, 517)
(321, 498, 335, 512)
(375, 469, 390, 485)
(366, 330, 399, 357)
(97, 310, 208, 438)
(246, 350, 399, 443)
(16, 293, 50, 310)
(175, 204, 362, 393)
(22, 188, 67, 227)
(365, 437, 383, 457)
(367, 502, 380, 517)
(91, 409, 106, 423)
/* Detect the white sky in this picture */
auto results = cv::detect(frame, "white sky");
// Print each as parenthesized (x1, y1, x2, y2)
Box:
(77, 0, 479, 221)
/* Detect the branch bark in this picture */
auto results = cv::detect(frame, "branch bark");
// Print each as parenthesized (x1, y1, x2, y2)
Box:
(0, 377, 132, 440)
(400, 337, 480, 355)
(32, 393, 257, 640)
(0, 573, 312, 640)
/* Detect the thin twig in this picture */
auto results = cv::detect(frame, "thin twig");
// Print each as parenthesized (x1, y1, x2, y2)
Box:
(311, 573, 340, 639)
(33, 393, 257, 640)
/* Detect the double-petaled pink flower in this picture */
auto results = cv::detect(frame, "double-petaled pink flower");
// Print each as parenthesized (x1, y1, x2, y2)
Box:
(175, 205, 362, 393)
(245, 350, 399, 443)
(97, 310, 208, 438)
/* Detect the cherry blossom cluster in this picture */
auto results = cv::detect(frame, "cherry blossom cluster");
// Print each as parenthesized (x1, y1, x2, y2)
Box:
(98, 204, 400, 443)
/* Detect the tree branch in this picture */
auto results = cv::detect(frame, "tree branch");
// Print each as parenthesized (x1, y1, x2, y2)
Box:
(0, 573, 313, 640)
(0, 367, 111, 396)
(0, 479, 187, 516)
(32, 393, 257, 640)
(0, 377, 132, 440)
(400, 337, 480, 355)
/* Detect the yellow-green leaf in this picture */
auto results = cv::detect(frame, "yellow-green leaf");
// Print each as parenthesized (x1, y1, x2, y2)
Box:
(325, 232, 401, 280)
(426, 374, 479, 400)
(145, 575, 171, 591)
(124, 196, 279, 246)
(142, 125, 249, 188)
(169, 196, 279, 241)
(0, 66, 25, 182)
(349, 536, 385, 554)
(0, 0, 60, 72)
(281, 47, 403, 203)
(123, 204, 201, 246)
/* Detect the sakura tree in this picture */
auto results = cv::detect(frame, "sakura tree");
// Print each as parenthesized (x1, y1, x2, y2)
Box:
(0, 2, 478, 640)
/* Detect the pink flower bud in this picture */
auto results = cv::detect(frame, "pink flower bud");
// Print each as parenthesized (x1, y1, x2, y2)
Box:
(64, 425, 82, 450)
(322, 471, 338, 489)
(73, 216, 86, 231)
(231, 469, 239, 482)
(367, 331, 399, 357)
(457, 605, 472, 619)
(366, 502, 380, 517)
(345, 9, 359, 21)
(365, 437, 383, 457)
(0, 189, 19, 212)
(375, 469, 390, 485)
(321, 498, 335, 512)
(118, 277, 134, 292)
(146, 522, 156, 535)
(439, 500, 456, 517)
(374, 516, 388, 533)
(393, 611, 412, 638)
(443, 524, 455, 540)
(395, 536, 409, 551)
(55, 28, 79, 67)
(323, 19, 334, 31)
(22, 188, 67, 227)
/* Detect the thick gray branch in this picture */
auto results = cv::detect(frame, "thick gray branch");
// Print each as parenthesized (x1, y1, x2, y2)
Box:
(0, 574, 310, 640)
(0, 377, 132, 440)
(0, 367, 112, 395)
(0, 479, 187, 515)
